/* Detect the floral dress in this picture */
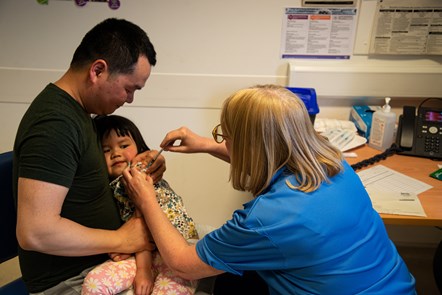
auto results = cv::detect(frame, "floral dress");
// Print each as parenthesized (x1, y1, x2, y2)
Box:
(111, 177, 198, 240)
(82, 176, 198, 295)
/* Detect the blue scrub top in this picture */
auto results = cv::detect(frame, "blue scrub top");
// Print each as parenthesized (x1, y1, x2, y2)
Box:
(196, 162, 415, 295)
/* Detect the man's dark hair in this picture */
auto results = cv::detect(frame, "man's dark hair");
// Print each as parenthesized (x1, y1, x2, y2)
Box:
(94, 115, 150, 154)
(70, 18, 156, 74)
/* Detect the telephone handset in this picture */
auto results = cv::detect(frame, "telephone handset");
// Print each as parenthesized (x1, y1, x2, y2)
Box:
(396, 105, 442, 160)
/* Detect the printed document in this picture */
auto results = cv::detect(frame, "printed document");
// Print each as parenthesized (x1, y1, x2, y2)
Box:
(281, 7, 357, 59)
(369, 0, 442, 55)
(357, 165, 432, 216)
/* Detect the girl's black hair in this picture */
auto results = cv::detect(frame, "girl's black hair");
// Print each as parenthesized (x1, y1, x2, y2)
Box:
(94, 115, 150, 153)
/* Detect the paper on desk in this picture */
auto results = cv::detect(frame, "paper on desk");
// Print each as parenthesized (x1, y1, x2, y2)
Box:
(357, 165, 433, 194)
(357, 165, 432, 216)
(365, 189, 426, 217)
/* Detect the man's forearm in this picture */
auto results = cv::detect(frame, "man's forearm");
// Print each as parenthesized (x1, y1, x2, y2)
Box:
(18, 217, 125, 256)
(17, 177, 150, 257)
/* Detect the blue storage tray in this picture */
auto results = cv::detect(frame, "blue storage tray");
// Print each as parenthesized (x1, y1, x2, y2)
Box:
(286, 87, 319, 115)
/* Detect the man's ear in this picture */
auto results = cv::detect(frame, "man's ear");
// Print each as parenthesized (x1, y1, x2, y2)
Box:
(90, 59, 107, 81)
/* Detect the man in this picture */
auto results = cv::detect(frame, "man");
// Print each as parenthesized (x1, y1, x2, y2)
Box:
(13, 18, 164, 294)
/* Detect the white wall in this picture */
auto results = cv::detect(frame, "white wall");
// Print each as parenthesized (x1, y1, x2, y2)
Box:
(1, 0, 441, 237)
(0, 0, 293, 227)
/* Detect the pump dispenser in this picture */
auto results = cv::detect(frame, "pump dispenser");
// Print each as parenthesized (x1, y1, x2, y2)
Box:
(368, 97, 396, 151)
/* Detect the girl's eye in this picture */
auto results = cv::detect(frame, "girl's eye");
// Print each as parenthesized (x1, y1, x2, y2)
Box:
(121, 144, 129, 149)
(102, 147, 110, 153)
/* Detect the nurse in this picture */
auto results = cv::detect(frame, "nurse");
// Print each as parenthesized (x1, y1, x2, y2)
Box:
(123, 84, 416, 295)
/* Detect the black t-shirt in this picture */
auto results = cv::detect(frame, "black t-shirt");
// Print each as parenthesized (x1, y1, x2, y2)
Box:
(13, 83, 122, 293)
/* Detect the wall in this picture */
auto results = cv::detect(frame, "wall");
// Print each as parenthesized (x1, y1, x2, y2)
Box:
(0, 0, 292, 229)
(1, 0, 441, 239)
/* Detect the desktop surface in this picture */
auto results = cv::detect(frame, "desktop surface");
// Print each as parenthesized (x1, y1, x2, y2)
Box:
(346, 145, 442, 226)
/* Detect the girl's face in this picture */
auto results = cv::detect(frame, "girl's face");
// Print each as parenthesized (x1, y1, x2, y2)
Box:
(101, 129, 138, 179)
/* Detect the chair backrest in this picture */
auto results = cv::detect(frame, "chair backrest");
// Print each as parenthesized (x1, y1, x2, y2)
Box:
(0, 152, 32, 293)
(0, 151, 18, 263)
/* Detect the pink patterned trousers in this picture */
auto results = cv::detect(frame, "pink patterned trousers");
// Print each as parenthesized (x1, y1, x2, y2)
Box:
(82, 253, 196, 294)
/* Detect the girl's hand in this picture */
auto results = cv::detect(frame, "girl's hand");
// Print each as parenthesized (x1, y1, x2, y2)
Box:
(109, 253, 132, 262)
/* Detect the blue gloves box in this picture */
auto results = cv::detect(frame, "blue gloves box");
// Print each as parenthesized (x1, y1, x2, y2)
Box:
(349, 105, 378, 139)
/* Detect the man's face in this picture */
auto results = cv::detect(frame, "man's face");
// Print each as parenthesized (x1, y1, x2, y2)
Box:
(87, 56, 152, 115)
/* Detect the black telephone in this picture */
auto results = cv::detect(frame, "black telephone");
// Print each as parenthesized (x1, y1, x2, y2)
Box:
(396, 102, 442, 160)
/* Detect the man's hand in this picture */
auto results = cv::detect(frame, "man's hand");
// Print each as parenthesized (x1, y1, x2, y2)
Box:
(132, 150, 166, 183)
(117, 216, 155, 253)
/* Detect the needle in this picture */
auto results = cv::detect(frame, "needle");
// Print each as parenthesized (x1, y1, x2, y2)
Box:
(109, 148, 164, 187)
(144, 148, 164, 171)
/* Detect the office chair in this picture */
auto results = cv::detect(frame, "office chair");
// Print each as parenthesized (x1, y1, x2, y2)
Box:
(0, 151, 28, 294)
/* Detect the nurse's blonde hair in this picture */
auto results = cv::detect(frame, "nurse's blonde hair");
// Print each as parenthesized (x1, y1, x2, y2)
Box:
(221, 84, 343, 196)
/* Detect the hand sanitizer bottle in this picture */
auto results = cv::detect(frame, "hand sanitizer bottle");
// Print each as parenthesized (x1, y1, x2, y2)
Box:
(368, 97, 396, 151)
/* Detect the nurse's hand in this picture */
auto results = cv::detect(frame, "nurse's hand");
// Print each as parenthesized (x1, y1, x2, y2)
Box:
(161, 126, 230, 162)
(122, 165, 157, 212)
(160, 126, 214, 153)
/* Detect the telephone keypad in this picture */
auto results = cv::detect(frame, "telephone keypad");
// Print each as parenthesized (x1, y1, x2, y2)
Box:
(398, 106, 442, 159)
(424, 136, 440, 153)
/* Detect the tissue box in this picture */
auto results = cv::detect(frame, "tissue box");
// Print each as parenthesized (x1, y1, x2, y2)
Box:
(349, 105, 377, 139)
(286, 87, 319, 124)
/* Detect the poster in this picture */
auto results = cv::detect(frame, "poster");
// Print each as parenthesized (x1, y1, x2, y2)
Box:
(369, 0, 442, 55)
(281, 7, 358, 59)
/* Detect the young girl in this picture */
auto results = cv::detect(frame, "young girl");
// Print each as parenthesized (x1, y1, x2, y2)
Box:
(81, 115, 198, 295)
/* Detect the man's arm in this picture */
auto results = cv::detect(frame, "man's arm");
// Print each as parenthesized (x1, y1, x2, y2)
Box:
(16, 177, 150, 256)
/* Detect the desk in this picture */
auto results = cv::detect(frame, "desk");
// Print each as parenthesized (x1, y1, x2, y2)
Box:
(346, 145, 442, 227)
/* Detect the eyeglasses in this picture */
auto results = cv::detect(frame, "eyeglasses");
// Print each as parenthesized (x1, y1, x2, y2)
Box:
(212, 124, 228, 144)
